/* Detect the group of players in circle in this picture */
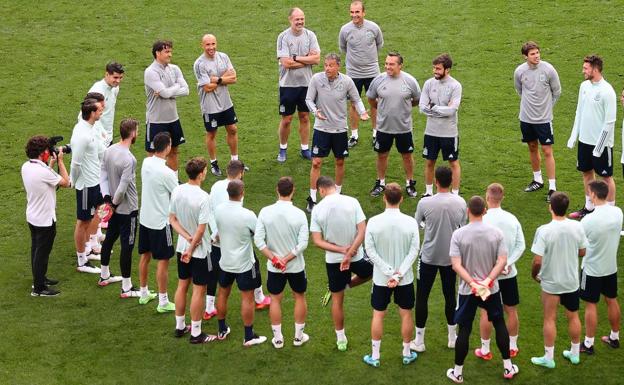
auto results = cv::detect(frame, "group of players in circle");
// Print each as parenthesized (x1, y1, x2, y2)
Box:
(21, 1, 624, 383)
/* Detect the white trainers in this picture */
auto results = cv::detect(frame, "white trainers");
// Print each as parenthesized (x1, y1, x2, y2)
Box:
(98, 275, 123, 286)
(293, 333, 310, 347)
(446, 368, 463, 383)
(120, 287, 141, 298)
(271, 337, 284, 349)
(77, 262, 101, 274)
(243, 334, 267, 347)
(410, 340, 426, 352)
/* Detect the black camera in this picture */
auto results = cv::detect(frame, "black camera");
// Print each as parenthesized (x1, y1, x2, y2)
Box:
(48, 136, 72, 155)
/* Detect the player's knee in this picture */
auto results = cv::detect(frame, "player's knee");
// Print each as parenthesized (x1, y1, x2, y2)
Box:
(298, 113, 310, 124)
(312, 158, 323, 169)
(226, 125, 238, 135)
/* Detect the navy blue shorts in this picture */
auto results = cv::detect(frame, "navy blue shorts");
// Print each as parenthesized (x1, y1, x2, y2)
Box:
(374, 131, 414, 154)
(498, 276, 520, 306)
(351, 77, 374, 96)
(177, 253, 210, 285)
(371, 283, 415, 311)
(312, 130, 349, 158)
(219, 267, 258, 291)
(279, 87, 309, 116)
(455, 292, 504, 326)
(422, 135, 459, 161)
(581, 270, 618, 303)
(75, 185, 104, 221)
(550, 289, 580, 312)
(267, 270, 307, 294)
(145, 120, 185, 152)
(137, 224, 175, 260)
(520, 121, 554, 145)
(577, 141, 613, 176)
(326, 258, 373, 293)
(203, 106, 238, 132)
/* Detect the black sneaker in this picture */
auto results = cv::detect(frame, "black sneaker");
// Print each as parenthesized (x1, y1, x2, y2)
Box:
(569, 207, 594, 220)
(370, 180, 385, 197)
(421, 193, 432, 198)
(601, 336, 620, 348)
(546, 189, 555, 203)
(211, 161, 222, 177)
(240, 162, 250, 172)
(579, 342, 594, 354)
(306, 196, 316, 213)
(524, 180, 544, 192)
(31, 287, 60, 297)
(190, 332, 217, 344)
(406, 180, 417, 198)
(45, 277, 59, 286)
(348, 136, 358, 148)
(174, 325, 191, 338)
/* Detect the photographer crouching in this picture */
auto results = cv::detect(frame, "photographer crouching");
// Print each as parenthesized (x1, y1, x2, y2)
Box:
(21, 136, 71, 296)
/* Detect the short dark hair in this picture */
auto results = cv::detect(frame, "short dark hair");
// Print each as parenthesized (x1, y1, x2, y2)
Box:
(119, 118, 138, 139)
(25, 135, 49, 159)
(325, 53, 341, 65)
(85, 92, 104, 102)
(468, 196, 486, 216)
(521, 41, 540, 56)
(384, 183, 402, 205)
(435, 166, 452, 188)
(105, 61, 125, 74)
(584, 55, 603, 72)
(185, 157, 208, 180)
(549, 191, 570, 216)
(152, 40, 173, 58)
(152, 132, 171, 153)
(588, 180, 609, 200)
(81, 98, 100, 120)
(316, 175, 335, 189)
(387, 51, 403, 65)
(226, 160, 245, 178)
(432, 53, 452, 69)
(227, 179, 244, 199)
(277, 176, 294, 197)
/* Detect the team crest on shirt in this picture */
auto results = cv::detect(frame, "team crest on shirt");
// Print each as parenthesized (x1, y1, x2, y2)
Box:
(594, 93, 601, 102)
(337, 83, 344, 91)
(401, 84, 409, 93)
(445, 87, 452, 96)
(366, 30, 374, 41)
(539, 73, 546, 82)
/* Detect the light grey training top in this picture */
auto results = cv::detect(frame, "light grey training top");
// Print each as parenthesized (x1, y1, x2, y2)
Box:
(415, 192, 467, 266)
(305, 72, 366, 133)
(450, 221, 507, 295)
(99, 143, 138, 215)
(419, 76, 462, 137)
(144, 61, 189, 124)
(514, 60, 561, 124)
(277, 28, 320, 87)
(193, 52, 234, 114)
(367, 71, 420, 134)
(338, 19, 383, 79)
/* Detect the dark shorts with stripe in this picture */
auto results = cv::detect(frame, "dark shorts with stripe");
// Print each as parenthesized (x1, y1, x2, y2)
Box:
(577, 142, 613, 176)
(145, 120, 185, 152)
(203, 106, 238, 132)
(75, 184, 104, 221)
(267, 270, 307, 294)
(422, 135, 459, 161)
(326, 258, 373, 293)
(373, 131, 414, 154)
(498, 276, 520, 306)
(580, 270, 618, 303)
(279, 87, 309, 116)
(177, 253, 210, 285)
(520, 121, 554, 145)
(219, 267, 258, 291)
(312, 130, 349, 158)
(137, 224, 175, 260)
(371, 283, 415, 311)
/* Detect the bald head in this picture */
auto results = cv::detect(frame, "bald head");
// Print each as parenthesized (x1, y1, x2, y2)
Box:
(201, 34, 217, 57)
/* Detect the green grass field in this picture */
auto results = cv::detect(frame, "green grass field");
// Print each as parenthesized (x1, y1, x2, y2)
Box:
(1, 0, 623, 383)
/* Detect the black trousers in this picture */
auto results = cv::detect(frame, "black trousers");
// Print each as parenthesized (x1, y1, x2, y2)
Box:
(100, 211, 137, 278)
(29, 222, 56, 291)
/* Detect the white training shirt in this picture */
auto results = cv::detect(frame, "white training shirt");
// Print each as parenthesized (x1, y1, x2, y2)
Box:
(580, 204, 623, 277)
(569, 78, 617, 152)
(139, 156, 177, 229)
(21, 159, 62, 227)
(215, 200, 257, 274)
(169, 183, 213, 259)
(483, 207, 525, 279)
(70, 119, 105, 190)
(88, 79, 119, 144)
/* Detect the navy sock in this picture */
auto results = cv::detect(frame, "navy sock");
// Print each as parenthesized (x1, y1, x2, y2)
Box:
(244, 325, 254, 341)
(218, 319, 227, 333)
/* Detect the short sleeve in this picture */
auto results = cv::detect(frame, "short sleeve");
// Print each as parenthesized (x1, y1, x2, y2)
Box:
(531, 227, 546, 256)
(449, 231, 461, 257)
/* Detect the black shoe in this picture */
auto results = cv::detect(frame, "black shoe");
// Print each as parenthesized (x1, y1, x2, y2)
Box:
(569, 207, 594, 220)
(240, 161, 250, 172)
(421, 193, 432, 198)
(190, 332, 217, 344)
(580, 342, 594, 354)
(602, 336, 620, 349)
(31, 287, 60, 297)
(306, 196, 316, 213)
(546, 189, 555, 203)
(45, 277, 59, 286)
(211, 161, 222, 177)
(524, 180, 544, 192)
(174, 325, 191, 338)
(406, 180, 417, 198)
(348, 136, 359, 148)
(370, 180, 385, 197)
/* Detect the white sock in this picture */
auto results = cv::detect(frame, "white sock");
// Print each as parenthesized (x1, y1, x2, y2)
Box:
(415, 327, 425, 345)
(122, 278, 132, 292)
(210, 158, 217, 163)
(89, 234, 99, 248)
(335, 329, 347, 342)
(96, 227, 104, 238)
(140, 286, 148, 298)
(402, 342, 411, 357)
(295, 323, 305, 339)
(77, 251, 88, 266)
(585, 195, 595, 210)
(351, 129, 358, 139)
(191, 320, 202, 337)
(100, 265, 110, 279)
(452, 189, 459, 195)
(372, 129, 377, 138)
(280, 143, 288, 150)
(158, 292, 169, 307)
(611, 330, 620, 340)
(231, 154, 239, 161)
(453, 365, 463, 377)
(405, 179, 411, 186)
(608, 200, 616, 206)
(503, 358, 512, 371)
(509, 335, 518, 350)
(175, 315, 185, 330)
(544, 345, 554, 360)
(310, 189, 317, 202)
(548, 179, 556, 191)
(571, 342, 580, 356)
(584, 336, 594, 347)
(425, 184, 433, 195)
(533, 170, 543, 184)
(371, 339, 381, 360)
(448, 324, 457, 340)
(481, 338, 491, 354)
(379, 178, 385, 186)
(272, 324, 283, 340)
(254, 287, 265, 304)
(335, 185, 342, 194)
(301, 144, 309, 150)
(205, 295, 216, 313)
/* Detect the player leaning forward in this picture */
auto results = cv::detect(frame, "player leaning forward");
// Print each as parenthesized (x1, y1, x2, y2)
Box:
(363, 183, 419, 367)
(254, 176, 310, 348)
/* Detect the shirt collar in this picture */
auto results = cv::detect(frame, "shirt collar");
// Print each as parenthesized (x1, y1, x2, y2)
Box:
(276, 200, 293, 205)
